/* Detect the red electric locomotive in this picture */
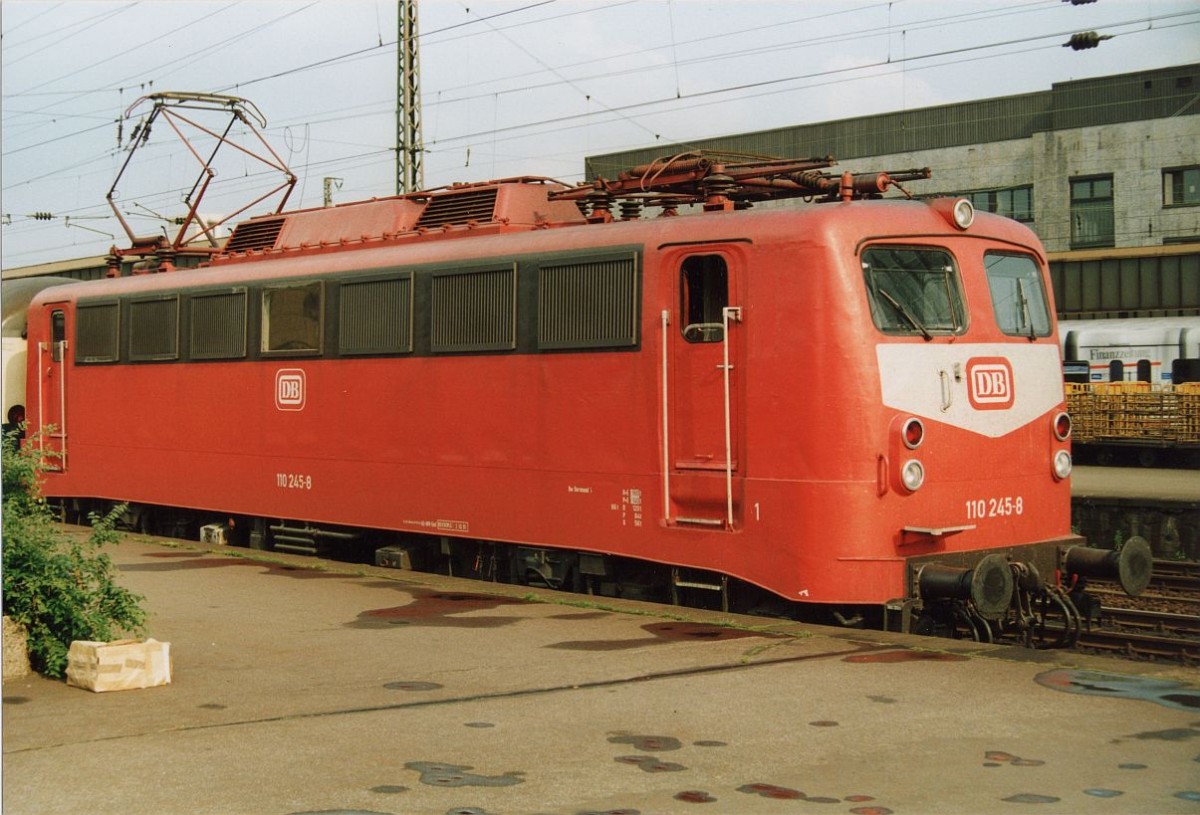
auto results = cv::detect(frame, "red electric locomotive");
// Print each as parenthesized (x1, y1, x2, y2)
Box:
(24, 151, 1149, 645)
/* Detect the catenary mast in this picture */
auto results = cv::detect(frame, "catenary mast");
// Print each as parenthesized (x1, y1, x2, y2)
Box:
(397, 0, 424, 194)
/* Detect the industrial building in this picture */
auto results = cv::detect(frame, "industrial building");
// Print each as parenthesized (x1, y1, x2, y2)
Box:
(588, 62, 1200, 319)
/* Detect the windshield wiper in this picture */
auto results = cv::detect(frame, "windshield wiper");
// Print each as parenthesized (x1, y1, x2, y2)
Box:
(879, 288, 932, 341)
(1018, 279, 1037, 341)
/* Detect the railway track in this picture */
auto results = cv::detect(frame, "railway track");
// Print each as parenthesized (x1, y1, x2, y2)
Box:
(1078, 608, 1200, 662)
(1143, 559, 1200, 591)
(1077, 559, 1200, 663)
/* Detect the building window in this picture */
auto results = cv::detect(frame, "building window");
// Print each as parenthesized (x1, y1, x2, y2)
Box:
(1164, 166, 1200, 207)
(1070, 175, 1114, 249)
(967, 186, 1033, 222)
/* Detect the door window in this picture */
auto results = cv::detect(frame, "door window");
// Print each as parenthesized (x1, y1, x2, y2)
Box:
(680, 255, 728, 343)
(51, 309, 65, 362)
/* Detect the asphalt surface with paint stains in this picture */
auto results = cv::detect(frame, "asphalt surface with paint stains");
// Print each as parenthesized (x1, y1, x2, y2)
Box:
(3, 537, 1199, 814)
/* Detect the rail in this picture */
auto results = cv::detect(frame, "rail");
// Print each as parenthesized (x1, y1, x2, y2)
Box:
(1077, 624, 1200, 662)
(1074, 558, 1200, 663)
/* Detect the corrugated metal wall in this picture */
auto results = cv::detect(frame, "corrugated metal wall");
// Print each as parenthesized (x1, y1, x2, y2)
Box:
(1051, 65, 1200, 130)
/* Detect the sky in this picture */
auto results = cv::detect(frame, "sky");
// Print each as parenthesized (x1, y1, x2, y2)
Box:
(2, 0, 1198, 269)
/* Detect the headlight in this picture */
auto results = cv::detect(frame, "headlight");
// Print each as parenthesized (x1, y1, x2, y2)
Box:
(1053, 450, 1073, 480)
(1053, 412, 1072, 441)
(901, 459, 925, 492)
(952, 198, 974, 229)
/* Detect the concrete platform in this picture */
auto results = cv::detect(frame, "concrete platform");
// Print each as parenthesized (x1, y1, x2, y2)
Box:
(1073, 465, 1200, 505)
(4, 535, 1199, 815)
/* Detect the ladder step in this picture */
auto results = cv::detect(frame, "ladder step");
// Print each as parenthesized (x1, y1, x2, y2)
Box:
(675, 517, 724, 526)
(670, 567, 730, 612)
(674, 579, 725, 591)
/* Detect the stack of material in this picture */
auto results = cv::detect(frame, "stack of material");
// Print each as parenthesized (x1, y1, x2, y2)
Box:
(1064, 383, 1098, 442)
(1065, 381, 1200, 445)
(66, 639, 171, 692)
(1179, 382, 1200, 444)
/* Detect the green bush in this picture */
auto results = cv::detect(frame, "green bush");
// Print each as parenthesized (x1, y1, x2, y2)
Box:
(2, 438, 147, 678)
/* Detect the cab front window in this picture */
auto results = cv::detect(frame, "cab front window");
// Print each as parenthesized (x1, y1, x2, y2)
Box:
(984, 252, 1051, 338)
(862, 246, 966, 339)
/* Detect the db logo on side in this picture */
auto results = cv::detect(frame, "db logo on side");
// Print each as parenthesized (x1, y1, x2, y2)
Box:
(967, 357, 1014, 410)
(275, 369, 306, 411)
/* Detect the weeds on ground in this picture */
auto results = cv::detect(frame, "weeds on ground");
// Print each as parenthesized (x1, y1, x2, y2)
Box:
(2, 438, 146, 678)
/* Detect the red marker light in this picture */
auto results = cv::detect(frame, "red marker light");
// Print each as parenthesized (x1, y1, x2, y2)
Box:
(903, 417, 925, 450)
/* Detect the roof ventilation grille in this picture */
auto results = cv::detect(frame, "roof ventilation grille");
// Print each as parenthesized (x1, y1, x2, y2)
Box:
(416, 188, 499, 228)
(224, 217, 285, 253)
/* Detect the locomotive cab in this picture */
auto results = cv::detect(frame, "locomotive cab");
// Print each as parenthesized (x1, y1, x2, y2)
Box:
(857, 199, 1150, 645)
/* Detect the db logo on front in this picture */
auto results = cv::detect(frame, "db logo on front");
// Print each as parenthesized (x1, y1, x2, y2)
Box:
(275, 369, 306, 411)
(966, 357, 1014, 410)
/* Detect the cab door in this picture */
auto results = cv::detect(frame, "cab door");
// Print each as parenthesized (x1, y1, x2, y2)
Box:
(667, 249, 743, 527)
(38, 303, 69, 470)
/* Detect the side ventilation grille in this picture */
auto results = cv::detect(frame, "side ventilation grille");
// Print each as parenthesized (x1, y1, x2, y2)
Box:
(224, 217, 285, 253)
(417, 189, 499, 228)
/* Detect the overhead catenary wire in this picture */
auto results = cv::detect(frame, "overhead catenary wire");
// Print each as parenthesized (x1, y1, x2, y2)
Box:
(14, 4, 238, 97)
(7, 13, 1195, 192)
(8, 2, 1192, 169)
(3, 1, 1197, 268)
(2, 36, 1190, 241)
(2, 3, 324, 153)
(1, 1, 140, 66)
(0, 1, 1181, 148)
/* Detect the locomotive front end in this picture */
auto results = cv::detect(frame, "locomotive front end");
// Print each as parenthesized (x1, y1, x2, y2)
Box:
(861, 200, 1152, 646)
